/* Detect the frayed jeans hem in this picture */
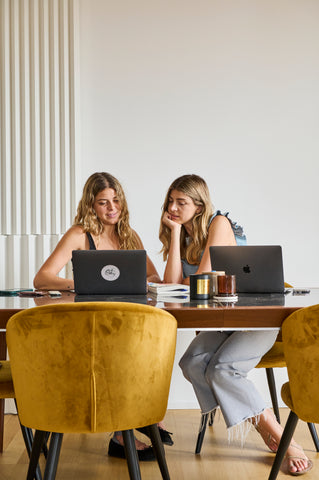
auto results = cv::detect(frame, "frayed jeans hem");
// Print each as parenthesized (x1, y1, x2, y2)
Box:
(226, 407, 267, 447)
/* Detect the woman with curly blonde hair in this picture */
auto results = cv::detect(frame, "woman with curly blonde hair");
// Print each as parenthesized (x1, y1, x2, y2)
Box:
(34, 172, 174, 461)
(34, 171, 160, 291)
(73, 172, 139, 249)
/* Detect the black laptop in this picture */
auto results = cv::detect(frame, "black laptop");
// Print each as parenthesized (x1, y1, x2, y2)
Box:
(72, 250, 147, 295)
(209, 245, 285, 293)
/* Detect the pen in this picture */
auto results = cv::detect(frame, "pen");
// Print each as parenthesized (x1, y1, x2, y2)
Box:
(292, 289, 310, 295)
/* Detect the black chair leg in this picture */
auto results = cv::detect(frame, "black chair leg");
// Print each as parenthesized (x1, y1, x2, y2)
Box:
(307, 422, 319, 452)
(15, 397, 48, 479)
(41, 432, 50, 459)
(122, 429, 142, 480)
(19, 425, 43, 480)
(195, 413, 209, 454)
(20, 424, 34, 456)
(148, 424, 170, 480)
(268, 411, 298, 480)
(27, 430, 47, 480)
(266, 368, 280, 423)
(43, 432, 63, 480)
(208, 410, 216, 426)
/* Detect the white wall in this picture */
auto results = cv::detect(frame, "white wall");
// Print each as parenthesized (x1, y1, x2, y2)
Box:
(78, 0, 319, 408)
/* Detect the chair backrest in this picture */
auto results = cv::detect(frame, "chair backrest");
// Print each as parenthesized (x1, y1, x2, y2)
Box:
(6, 302, 177, 433)
(282, 303, 319, 423)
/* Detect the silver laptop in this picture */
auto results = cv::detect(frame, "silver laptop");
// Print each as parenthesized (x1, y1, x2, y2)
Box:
(72, 250, 147, 295)
(209, 245, 285, 293)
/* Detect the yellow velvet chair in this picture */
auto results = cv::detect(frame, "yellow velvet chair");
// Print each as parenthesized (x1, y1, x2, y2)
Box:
(6, 302, 177, 480)
(268, 303, 319, 480)
(255, 283, 319, 451)
(0, 360, 43, 480)
(255, 282, 293, 424)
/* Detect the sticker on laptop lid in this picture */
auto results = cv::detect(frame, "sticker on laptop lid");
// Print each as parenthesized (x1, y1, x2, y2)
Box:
(101, 265, 120, 281)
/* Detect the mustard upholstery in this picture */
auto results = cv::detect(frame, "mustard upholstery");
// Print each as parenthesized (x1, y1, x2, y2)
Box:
(268, 303, 319, 480)
(0, 361, 15, 399)
(256, 339, 286, 369)
(281, 303, 319, 423)
(255, 282, 293, 421)
(256, 282, 292, 369)
(6, 302, 177, 435)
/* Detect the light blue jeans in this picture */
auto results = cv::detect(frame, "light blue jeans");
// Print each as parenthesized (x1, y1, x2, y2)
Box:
(179, 330, 278, 428)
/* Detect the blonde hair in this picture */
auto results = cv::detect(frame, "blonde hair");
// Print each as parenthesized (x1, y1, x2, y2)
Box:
(73, 172, 139, 250)
(159, 174, 214, 264)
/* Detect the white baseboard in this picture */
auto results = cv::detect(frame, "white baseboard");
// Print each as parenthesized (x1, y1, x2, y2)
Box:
(4, 399, 17, 414)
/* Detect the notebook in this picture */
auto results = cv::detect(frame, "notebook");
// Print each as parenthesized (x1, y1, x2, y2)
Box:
(209, 245, 285, 293)
(72, 250, 147, 295)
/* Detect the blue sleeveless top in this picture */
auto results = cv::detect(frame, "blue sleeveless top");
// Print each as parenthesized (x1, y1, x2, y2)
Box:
(181, 210, 247, 278)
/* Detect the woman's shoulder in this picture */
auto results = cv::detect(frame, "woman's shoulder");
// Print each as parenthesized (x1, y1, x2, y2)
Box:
(209, 211, 230, 228)
(131, 229, 144, 248)
(65, 224, 86, 237)
(209, 211, 246, 245)
(59, 225, 88, 247)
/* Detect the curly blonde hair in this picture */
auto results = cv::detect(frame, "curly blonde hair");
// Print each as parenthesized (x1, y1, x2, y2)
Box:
(159, 174, 214, 264)
(73, 172, 140, 250)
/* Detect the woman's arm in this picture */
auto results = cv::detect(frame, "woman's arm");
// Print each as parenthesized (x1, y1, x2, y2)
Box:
(193, 215, 236, 276)
(133, 231, 162, 283)
(146, 256, 162, 283)
(162, 212, 184, 284)
(33, 226, 86, 290)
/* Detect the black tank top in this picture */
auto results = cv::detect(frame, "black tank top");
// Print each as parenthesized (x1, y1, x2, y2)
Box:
(86, 232, 96, 250)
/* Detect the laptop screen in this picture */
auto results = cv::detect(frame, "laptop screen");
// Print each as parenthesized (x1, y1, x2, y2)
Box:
(72, 250, 147, 295)
(209, 245, 285, 293)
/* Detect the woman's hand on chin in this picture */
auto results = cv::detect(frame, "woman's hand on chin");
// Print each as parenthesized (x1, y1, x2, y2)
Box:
(162, 211, 182, 231)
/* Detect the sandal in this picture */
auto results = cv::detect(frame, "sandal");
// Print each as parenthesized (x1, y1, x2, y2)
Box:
(255, 425, 278, 453)
(136, 426, 174, 446)
(287, 456, 313, 476)
(108, 438, 155, 461)
(286, 444, 313, 476)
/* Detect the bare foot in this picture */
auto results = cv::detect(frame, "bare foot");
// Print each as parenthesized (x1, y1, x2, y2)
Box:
(286, 443, 312, 475)
(255, 424, 278, 453)
(252, 410, 312, 475)
(114, 433, 150, 450)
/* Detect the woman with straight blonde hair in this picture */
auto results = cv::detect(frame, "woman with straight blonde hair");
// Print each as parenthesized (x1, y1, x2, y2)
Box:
(159, 173, 246, 284)
(159, 173, 312, 475)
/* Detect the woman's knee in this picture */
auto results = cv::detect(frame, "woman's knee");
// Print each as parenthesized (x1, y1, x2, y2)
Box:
(179, 353, 194, 380)
(205, 361, 217, 384)
(179, 353, 207, 383)
(205, 360, 234, 387)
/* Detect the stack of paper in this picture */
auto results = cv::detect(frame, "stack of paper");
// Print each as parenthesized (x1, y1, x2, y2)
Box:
(148, 282, 189, 302)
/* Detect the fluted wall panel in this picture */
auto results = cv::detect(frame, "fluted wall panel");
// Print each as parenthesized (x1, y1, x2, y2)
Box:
(0, 0, 79, 289)
(0, 233, 72, 289)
